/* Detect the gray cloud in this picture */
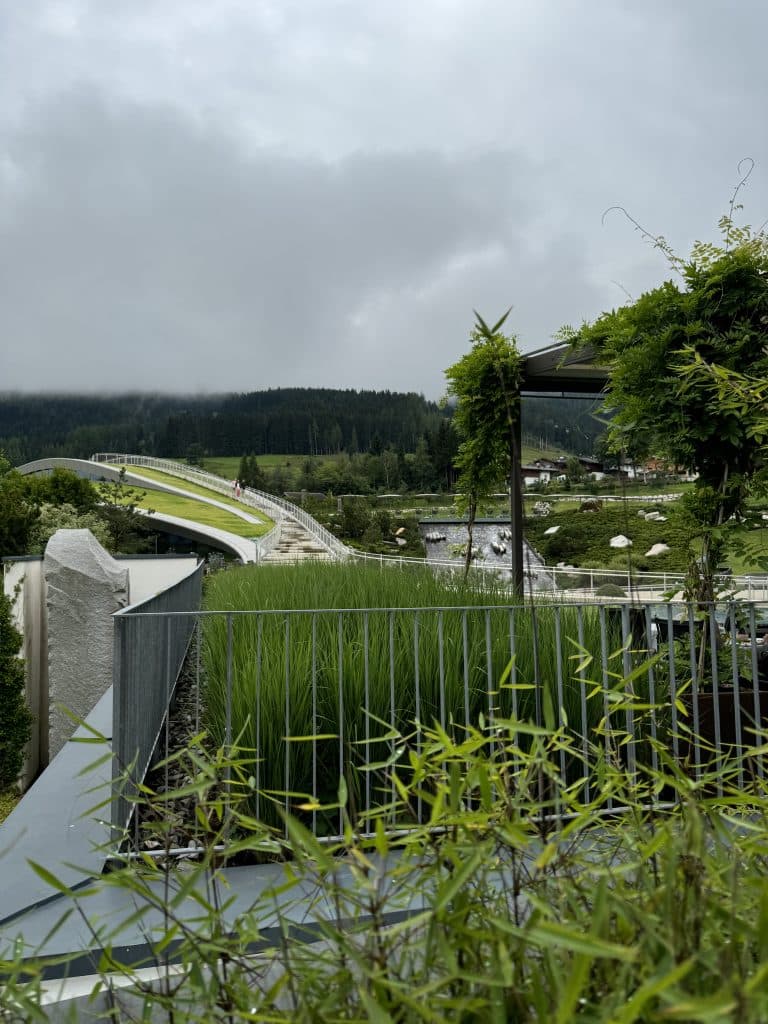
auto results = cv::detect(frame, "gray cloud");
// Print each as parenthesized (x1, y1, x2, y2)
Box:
(2, 2, 768, 395)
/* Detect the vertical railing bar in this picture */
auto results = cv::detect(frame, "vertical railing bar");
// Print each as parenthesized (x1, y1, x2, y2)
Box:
(645, 606, 658, 776)
(225, 613, 233, 826)
(709, 608, 722, 797)
(462, 611, 470, 729)
(284, 617, 290, 834)
(414, 611, 422, 824)
(750, 604, 764, 781)
(667, 605, 679, 769)
(485, 610, 495, 759)
(338, 612, 345, 837)
(255, 615, 262, 822)
(577, 606, 589, 804)
(438, 611, 446, 731)
(599, 606, 612, 811)
(312, 613, 318, 835)
(688, 606, 701, 781)
(729, 603, 744, 790)
(531, 603, 542, 731)
(389, 611, 396, 819)
(364, 612, 371, 823)
(554, 607, 566, 789)
(164, 616, 172, 800)
(194, 616, 201, 735)
(509, 607, 518, 722)
(621, 605, 636, 787)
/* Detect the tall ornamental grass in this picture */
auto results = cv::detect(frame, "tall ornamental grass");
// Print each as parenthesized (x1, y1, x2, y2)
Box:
(202, 564, 643, 827)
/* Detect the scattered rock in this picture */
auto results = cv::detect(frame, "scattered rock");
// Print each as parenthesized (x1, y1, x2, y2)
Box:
(609, 534, 633, 548)
(645, 543, 670, 557)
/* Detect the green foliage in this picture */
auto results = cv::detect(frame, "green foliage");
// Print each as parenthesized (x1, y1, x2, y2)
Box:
(26, 467, 98, 511)
(27, 502, 112, 554)
(0, 470, 38, 556)
(445, 310, 523, 576)
(237, 452, 267, 490)
(0, 590, 32, 787)
(594, 582, 628, 597)
(340, 496, 371, 539)
(8, 696, 768, 1019)
(525, 503, 691, 573)
(568, 214, 768, 597)
(96, 468, 154, 553)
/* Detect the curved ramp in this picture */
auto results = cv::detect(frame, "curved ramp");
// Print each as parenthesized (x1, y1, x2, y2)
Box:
(16, 457, 261, 563)
(89, 453, 350, 561)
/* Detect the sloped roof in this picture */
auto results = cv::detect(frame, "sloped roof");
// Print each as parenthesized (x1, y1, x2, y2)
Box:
(520, 342, 608, 396)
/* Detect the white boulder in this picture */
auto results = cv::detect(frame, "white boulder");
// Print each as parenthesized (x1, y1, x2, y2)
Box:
(645, 543, 670, 557)
(609, 534, 633, 549)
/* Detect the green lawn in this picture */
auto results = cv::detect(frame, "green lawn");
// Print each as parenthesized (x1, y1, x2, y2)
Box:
(201, 454, 342, 483)
(129, 465, 272, 524)
(133, 488, 270, 538)
(519, 443, 568, 464)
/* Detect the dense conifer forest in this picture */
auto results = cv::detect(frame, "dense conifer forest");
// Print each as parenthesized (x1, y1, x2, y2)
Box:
(0, 389, 602, 465)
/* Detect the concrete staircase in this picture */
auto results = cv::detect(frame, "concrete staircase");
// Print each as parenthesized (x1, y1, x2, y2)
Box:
(261, 520, 333, 563)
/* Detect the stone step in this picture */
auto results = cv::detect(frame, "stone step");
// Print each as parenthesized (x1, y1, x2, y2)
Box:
(260, 520, 334, 563)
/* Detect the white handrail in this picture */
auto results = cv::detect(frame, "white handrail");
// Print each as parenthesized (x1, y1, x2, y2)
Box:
(90, 455, 768, 600)
(91, 453, 350, 558)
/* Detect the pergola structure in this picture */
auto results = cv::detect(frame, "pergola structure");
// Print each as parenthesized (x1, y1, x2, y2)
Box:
(510, 342, 610, 592)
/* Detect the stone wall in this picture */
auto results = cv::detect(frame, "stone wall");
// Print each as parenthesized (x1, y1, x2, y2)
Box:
(44, 530, 129, 759)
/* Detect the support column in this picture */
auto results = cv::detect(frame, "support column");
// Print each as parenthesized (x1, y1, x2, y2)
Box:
(511, 410, 524, 595)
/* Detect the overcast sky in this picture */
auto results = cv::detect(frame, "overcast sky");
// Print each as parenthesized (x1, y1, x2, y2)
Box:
(1, 1, 767, 397)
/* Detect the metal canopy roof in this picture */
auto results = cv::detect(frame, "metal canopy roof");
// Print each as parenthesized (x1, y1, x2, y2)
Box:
(520, 342, 609, 397)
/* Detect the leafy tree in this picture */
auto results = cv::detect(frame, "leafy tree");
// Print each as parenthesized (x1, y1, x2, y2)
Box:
(27, 467, 98, 511)
(266, 465, 288, 497)
(567, 212, 768, 600)
(185, 442, 206, 466)
(409, 438, 436, 492)
(297, 458, 317, 491)
(0, 589, 32, 787)
(340, 497, 371, 539)
(27, 502, 112, 554)
(381, 448, 401, 491)
(426, 419, 460, 491)
(565, 456, 585, 484)
(238, 454, 267, 490)
(96, 468, 153, 553)
(444, 310, 524, 581)
(0, 469, 38, 557)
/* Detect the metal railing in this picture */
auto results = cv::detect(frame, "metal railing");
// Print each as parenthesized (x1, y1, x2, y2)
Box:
(253, 522, 282, 562)
(112, 559, 204, 831)
(115, 597, 768, 844)
(90, 454, 768, 600)
(348, 550, 768, 602)
(91, 453, 349, 558)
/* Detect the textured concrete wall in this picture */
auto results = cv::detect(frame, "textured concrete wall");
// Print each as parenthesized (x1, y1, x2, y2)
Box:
(44, 530, 129, 759)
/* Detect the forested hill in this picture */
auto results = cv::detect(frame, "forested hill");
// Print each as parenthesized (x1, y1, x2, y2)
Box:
(0, 389, 603, 464)
(0, 389, 445, 463)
